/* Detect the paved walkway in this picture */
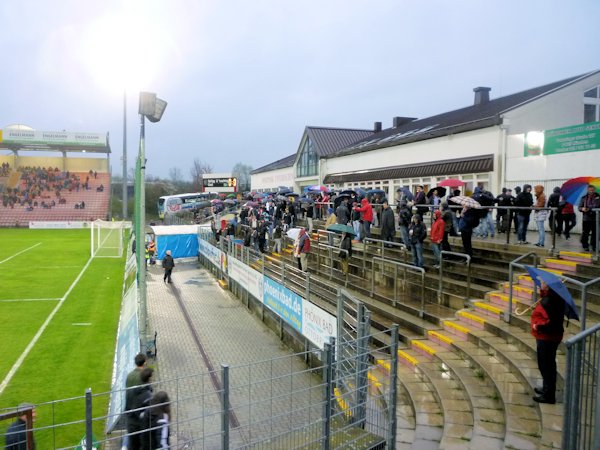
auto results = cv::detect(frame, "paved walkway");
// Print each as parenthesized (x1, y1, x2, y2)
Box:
(146, 263, 322, 449)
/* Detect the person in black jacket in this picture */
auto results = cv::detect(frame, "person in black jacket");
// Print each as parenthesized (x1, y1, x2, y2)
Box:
(579, 185, 600, 252)
(515, 184, 534, 244)
(397, 201, 412, 250)
(380, 200, 396, 245)
(408, 214, 427, 267)
(126, 368, 154, 450)
(162, 250, 175, 284)
(547, 187, 563, 236)
(335, 198, 350, 225)
(459, 206, 479, 257)
(495, 188, 513, 233)
(141, 391, 171, 450)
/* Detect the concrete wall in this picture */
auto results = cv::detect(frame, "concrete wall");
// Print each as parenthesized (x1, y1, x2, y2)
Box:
(504, 72, 600, 182)
(251, 166, 295, 192)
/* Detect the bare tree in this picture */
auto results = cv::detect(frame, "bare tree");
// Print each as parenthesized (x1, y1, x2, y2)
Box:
(231, 162, 253, 193)
(169, 167, 183, 183)
(190, 159, 213, 191)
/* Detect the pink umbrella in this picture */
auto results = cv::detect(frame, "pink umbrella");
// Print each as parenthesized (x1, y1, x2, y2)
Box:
(439, 178, 465, 187)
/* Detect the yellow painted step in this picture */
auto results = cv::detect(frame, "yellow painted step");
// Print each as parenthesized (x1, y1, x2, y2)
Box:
(473, 301, 503, 315)
(539, 267, 565, 275)
(427, 330, 454, 346)
(443, 320, 471, 336)
(376, 359, 391, 371)
(368, 371, 383, 389)
(334, 387, 352, 418)
(560, 250, 593, 259)
(457, 310, 487, 325)
(398, 350, 419, 366)
(545, 258, 577, 267)
(411, 339, 437, 356)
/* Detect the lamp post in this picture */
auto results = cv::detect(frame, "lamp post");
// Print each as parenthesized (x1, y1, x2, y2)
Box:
(136, 91, 167, 342)
(122, 91, 128, 219)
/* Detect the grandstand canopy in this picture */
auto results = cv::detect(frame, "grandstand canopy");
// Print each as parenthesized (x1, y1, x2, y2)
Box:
(0, 125, 110, 154)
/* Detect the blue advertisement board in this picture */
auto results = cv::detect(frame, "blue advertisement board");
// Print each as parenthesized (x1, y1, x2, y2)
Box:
(263, 277, 303, 332)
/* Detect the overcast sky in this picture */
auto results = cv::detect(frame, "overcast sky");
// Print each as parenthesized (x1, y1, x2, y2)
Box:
(1, 0, 598, 179)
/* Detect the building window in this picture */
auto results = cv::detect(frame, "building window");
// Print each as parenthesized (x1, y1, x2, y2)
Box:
(296, 137, 318, 178)
(583, 86, 600, 123)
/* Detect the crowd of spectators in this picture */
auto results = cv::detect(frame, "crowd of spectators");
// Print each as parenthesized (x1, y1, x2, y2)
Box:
(0, 162, 10, 177)
(1, 166, 101, 210)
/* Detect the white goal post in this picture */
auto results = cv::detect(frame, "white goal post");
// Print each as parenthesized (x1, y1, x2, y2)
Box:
(91, 220, 130, 258)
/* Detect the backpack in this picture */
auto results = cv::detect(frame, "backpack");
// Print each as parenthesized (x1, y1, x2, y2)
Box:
(303, 235, 311, 252)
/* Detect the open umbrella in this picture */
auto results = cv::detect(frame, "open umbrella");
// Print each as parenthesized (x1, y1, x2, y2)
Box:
(524, 266, 579, 320)
(211, 199, 223, 204)
(449, 196, 481, 209)
(223, 199, 237, 205)
(287, 193, 300, 198)
(299, 197, 315, 204)
(396, 186, 414, 202)
(277, 186, 292, 195)
(286, 227, 303, 240)
(326, 223, 356, 236)
(339, 189, 357, 197)
(305, 185, 329, 193)
(244, 201, 259, 208)
(355, 188, 368, 199)
(427, 186, 447, 198)
(334, 194, 352, 208)
(367, 188, 386, 196)
(560, 176, 600, 206)
(439, 178, 465, 187)
(226, 193, 236, 199)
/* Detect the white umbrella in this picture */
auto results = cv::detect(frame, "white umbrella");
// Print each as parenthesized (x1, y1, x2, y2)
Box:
(286, 227, 303, 240)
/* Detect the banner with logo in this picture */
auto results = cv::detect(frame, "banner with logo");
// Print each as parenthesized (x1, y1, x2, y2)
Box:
(263, 277, 303, 332)
(524, 121, 600, 156)
(302, 300, 337, 349)
(228, 257, 263, 301)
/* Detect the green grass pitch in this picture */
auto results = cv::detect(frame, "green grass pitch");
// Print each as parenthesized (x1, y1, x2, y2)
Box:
(0, 228, 125, 448)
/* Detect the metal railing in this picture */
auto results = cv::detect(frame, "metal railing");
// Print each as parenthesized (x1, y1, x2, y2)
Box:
(0, 327, 399, 450)
(505, 252, 538, 323)
(438, 251, 471, 305)
(370, 256, 426, 315)
(562, 321, 600, 450)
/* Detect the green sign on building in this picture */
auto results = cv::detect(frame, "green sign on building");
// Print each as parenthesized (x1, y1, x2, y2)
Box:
(524, 121, 600, 156)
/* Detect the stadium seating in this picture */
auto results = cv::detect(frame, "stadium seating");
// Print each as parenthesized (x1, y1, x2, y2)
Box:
(0, 171, 110, 227)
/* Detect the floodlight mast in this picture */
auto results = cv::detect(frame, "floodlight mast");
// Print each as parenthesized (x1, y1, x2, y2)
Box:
(136, 91, 167, 343)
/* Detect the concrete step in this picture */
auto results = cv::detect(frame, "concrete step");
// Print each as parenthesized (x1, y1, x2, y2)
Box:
(543, 258, 578, 273)
(558, 250, 594, 264)
(501, 282, 535, 300)
(488, 291, 534, 313)
(449, 339, 545, 449)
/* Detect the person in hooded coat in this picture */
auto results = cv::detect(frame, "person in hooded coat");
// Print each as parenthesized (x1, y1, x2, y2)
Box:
(354, 197, 374, 242)
(430, 210, 445, 267)
(531, 282, 565, 404)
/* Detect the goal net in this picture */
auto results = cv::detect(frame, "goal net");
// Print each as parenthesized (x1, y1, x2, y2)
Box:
(91, 220, 128, 258)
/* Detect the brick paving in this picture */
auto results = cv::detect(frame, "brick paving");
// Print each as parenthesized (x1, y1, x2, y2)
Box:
(146, 262, 322, 449)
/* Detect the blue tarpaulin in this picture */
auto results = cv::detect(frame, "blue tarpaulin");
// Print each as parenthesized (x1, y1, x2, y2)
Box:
(150, 225, 200, 260)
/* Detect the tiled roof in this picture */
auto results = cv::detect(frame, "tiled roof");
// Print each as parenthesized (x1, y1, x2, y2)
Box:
(251, 153, 296, 175)
(323, 154, 494, 184)
(329, 70, 600, 158)
(306, 126, 374, 157)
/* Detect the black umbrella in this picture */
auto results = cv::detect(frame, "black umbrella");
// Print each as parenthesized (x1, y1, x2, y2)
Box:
(334, 194, 352, 208)
(367, 188, 386, 196)
(427, 186, 447, 198)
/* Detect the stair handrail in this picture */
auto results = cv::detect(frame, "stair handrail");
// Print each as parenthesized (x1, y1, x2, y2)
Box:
(438, 251, 471, 305)
(505, 252, 538, 324)
(363, 237, 408, 264)
(315, 242, 349, 286)
(370, 256, 426, 317)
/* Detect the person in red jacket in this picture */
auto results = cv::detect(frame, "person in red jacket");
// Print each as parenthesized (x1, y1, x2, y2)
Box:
(531, 281, 565, 404)
(354, 197, 373, 242)
(430, 210, 445, 268)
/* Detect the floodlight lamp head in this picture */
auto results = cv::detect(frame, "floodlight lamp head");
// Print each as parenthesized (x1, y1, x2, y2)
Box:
(139, 92, 157, 116)
(147, 98, 167, 123)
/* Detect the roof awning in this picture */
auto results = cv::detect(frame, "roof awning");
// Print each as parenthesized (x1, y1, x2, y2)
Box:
(323, 154, 494, 184)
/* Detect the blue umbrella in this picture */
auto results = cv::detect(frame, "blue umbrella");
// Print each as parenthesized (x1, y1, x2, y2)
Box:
(524, 266, 579, 320)
(396, 186, 414, 202)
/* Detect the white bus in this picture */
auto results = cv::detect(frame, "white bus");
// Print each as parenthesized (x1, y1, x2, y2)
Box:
(157, 192, 218, 219)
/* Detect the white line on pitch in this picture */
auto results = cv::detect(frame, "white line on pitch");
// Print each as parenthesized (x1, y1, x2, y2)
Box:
(37, 266, 82, 269)
(0, 256, 94, 395)
(0, 242, 42, 265)
(0, 298, 61, 302)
